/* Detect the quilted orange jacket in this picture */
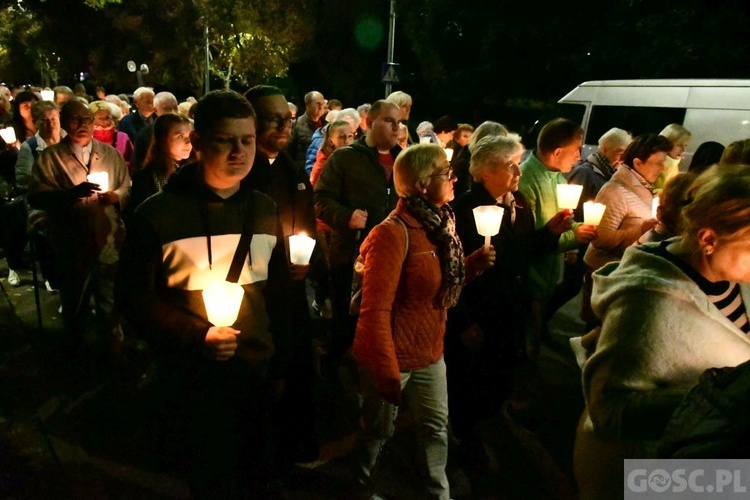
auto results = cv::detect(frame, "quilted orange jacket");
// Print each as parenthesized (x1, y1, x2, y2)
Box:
(352, 200, 448, 398)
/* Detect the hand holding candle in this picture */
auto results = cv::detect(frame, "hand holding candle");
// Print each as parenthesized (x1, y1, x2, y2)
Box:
(87, 171, 109, 192)
(289, 232, 316, 265)
(557, 184, 583, 210)
(583, 201, 606, 226)
(202, 280, 245, 327)
(473, 205, 505, 250)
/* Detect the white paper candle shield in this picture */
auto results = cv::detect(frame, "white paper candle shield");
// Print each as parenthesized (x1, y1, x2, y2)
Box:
(652, 196, 660, 219)
(0, 127, 17, 144)
(40, 89, 55, 101)
(419, 136, 431, 144)
(583, 201, 606, 226)
(202, 281, 244, 327)
(289, 232, 316, 265)
(556, 184, 583, 210)
(473, 205, 505, 249)
(87, 171, 109, 192)
(444, 148, 454, 162)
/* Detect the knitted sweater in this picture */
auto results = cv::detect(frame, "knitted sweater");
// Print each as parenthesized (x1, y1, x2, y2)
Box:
(517, 152, 579, 298)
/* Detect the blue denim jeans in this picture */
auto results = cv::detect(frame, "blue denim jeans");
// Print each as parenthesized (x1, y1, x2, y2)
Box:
(356, 356, 450, 499)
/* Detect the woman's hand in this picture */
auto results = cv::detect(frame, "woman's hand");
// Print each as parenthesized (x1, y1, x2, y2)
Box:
(546, 209, 574, 235)
(641, 218, 658, 234)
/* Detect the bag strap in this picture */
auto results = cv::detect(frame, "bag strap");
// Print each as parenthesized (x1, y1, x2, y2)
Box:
(390, 214, 409, 261)
(226, 194, 255, 283)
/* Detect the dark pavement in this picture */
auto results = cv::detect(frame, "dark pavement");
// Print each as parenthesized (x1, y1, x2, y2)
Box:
(1, 257, 589, 499)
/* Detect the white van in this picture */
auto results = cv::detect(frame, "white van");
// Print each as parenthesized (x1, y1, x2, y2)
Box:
(556, 79, 750, 168)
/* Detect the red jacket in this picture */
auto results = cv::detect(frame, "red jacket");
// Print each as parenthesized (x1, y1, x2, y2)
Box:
(353, 199, 446, 401)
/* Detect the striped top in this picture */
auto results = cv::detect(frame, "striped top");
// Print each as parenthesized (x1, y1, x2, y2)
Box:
(648, 241, 750, 334)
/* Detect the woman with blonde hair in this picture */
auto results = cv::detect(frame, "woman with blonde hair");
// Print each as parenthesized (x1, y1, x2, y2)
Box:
(655, 123, 691, 189)
(575, 164, 750, 499)
(90, 100, 134, 172)
(352, 144, 492, 498)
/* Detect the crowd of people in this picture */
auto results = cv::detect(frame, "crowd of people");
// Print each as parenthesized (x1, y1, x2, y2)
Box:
(3, 80, 750, 499)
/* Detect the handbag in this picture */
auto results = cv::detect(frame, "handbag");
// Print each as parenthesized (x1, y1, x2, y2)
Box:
(349, 215, 408, 316)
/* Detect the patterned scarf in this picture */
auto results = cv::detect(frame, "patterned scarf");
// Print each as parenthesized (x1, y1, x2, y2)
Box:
(591, 151, 617, 179)
(403, 195, 465, 308)
(628, 165, 657, 196)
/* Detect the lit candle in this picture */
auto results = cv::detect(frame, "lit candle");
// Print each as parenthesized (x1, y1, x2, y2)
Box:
(444, 148, 454, 162)
(289, 232, 316, 265)
(473, 205, 505, 250)
(0, 127, 17, 145)
(556, 184, 583, 210)
(583, 201, 606, 226)
(652, 196, 660, 219)
(419, 136, 431, 144)
(40, 89, 55, 101)
(87, 171, 109, 192)
(202, 280, 245, 327)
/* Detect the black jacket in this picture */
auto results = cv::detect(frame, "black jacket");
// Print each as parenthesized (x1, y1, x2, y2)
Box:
(313, 137, 401, 267)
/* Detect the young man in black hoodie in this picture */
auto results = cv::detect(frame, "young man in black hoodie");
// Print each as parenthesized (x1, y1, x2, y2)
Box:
(116, 90, 291, 497)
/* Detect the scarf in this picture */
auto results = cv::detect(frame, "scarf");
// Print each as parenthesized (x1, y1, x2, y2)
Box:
(590, 151, 617, 179)
(403, 195, 465, 308)
(93, 127, 116, 146)
(628, 165, 657, 196)
(498, 191, 517, 224)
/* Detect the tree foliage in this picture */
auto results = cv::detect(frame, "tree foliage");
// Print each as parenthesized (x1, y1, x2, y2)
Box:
(0, 0, 315, 96)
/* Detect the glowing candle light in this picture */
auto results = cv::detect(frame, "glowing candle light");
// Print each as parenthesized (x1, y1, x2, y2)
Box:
(444, 148, 454, 162)
(473, 205, 505, 250)
(87, 172, 109, 192)
(583, 201, 606, 226)
(556, 184, 584, 210)
(652, 196, 660, 219)
(40, 89, 55, 101)
(202, 280, 245, 327)
(289, 232, 316, 265)
(0, 127, 17, 145)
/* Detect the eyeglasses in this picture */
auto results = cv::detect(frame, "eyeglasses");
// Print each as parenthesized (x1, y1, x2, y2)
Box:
(429, 166, 455, 180)
(68, 115, 94, 124)
(261, 115, 294, 130)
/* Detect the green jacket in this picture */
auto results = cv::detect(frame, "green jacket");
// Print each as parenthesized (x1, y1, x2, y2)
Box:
(518, 152, 579, 299)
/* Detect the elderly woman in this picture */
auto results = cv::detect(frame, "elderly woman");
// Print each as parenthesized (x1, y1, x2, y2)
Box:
(575, 164, 750, 499)
(90, 100, 134, 172)
(584, 134, 672, 271)
(655, 123, 691, 189)
(451, 120, 510, 199)
(448, 135, 571, 438)
(352, 144, 491, 498)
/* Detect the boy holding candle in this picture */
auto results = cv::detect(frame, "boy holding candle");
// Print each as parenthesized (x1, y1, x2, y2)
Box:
(115, 90, 292, 497)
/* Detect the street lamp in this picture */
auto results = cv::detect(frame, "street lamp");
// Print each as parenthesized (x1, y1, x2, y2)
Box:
(127, 61, 149, 87)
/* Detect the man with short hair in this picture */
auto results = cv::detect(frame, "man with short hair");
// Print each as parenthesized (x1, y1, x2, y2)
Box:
(53, 86, 74, 108)
(131, 91, 179, 171)
(245, 84, 320, 463)
(314, 99, 401, 359)
(518, 118, 597, 354)
(433, 115, 458, 147)
(289, 90, 325, 170)
(29, 99, 130, 361)
(117, 86, 155, 141)
(116, 90, 291, 496)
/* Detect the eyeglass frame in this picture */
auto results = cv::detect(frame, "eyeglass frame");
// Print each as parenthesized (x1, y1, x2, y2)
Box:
(429, 165, 455, 181)
(260, 115, 294, 130)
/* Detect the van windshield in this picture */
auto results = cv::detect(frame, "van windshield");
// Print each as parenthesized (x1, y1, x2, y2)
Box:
(586, 105, 686, 145)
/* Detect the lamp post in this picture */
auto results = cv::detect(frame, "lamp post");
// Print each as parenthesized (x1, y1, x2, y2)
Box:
(127, 61, 149, 87)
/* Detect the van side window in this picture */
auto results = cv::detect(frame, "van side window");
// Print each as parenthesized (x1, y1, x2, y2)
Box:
(586, 106, 687, 144)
